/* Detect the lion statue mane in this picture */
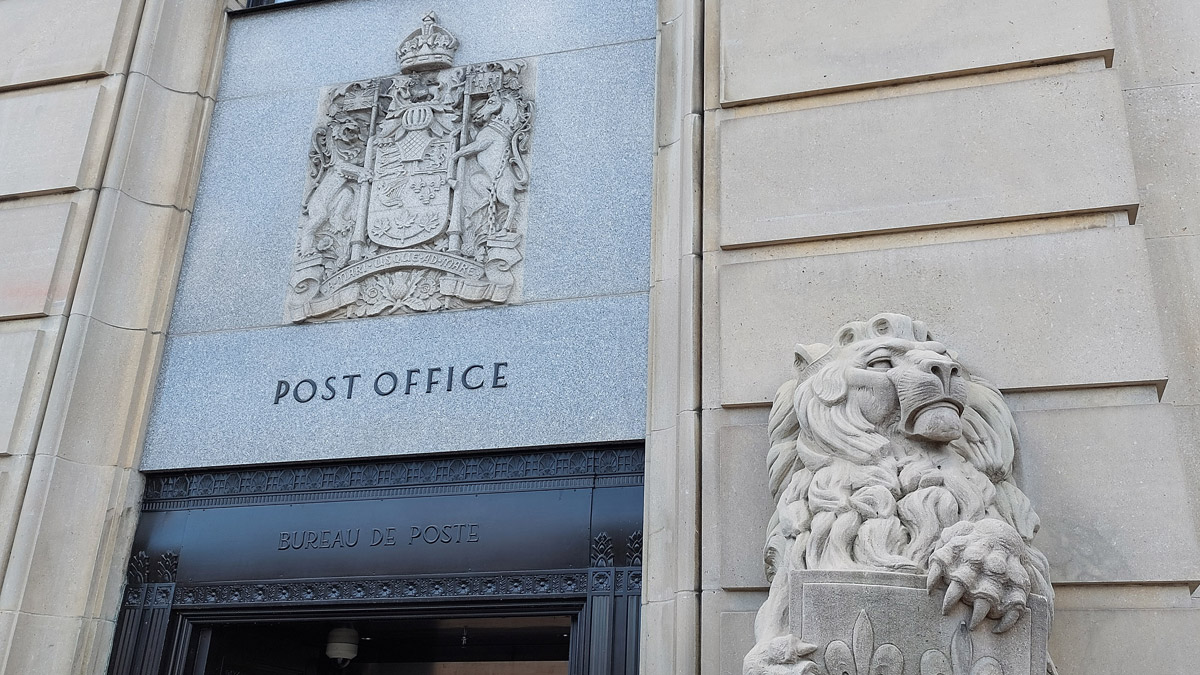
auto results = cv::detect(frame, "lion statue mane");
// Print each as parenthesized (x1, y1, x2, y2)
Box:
(745, 314, 1054, 675)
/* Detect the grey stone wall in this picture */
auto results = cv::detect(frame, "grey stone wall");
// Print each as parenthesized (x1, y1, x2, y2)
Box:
(140, 0, 656, 469)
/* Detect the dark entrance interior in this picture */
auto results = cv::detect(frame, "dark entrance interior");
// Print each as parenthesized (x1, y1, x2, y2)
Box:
(202, 615, 571, 675)
(111, 445, 643, 675)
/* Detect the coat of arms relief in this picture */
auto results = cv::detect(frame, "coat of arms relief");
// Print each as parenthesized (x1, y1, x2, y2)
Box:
(287, 13, 533, 322)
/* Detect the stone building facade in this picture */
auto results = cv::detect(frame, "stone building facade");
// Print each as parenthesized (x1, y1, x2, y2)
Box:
(0, 0, 1197, 673)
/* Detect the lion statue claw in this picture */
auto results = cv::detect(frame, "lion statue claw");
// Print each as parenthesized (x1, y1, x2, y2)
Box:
(745, 314, 1054, 675)
(927, 518, 1037, 634)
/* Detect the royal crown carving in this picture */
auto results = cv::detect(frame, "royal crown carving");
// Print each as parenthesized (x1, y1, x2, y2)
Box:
(745, 314, 1056, 675)
(288, 13, 533, 322)
(397, 11, 459, 72)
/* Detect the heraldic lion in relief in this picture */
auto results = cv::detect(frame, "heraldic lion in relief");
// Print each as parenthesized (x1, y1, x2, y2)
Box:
(745, 314, 1054, 675)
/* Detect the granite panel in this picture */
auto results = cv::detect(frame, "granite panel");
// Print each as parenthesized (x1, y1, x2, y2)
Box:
(520, 40, 654, 303)
(141, 294, 648, 470)
(716, 226, 1167, 406)
(168, 86, 315, 335)
(720, 0, 1114, 104)
(172, 41, 653, 334)
(714, 70, 1138, 248)
(218, 0, 657, 100)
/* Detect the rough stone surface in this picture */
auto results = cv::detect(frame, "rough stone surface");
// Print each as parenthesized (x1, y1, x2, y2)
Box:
(1013, 403, 1200, 583)
(720, 610, 758, 675)
(716, 226, 1167, 406)
(1145, 236, 1200, 408)
(714, 70, 1138, 248)
(519, 40, 654, 303)
(0, 454, 35, 585)
(1123, 83, 1200, 239)
(0, 317, 62, 465)
(716, 423, 772, 590)
(1110, 0, 1200, 90)
(172, 40, 653, 334)
(0, 455, 118, 618)
(142, 294, 648, 470)
(0, 201, 73, 319)
(1050, 604, 1200, 675)
(35, 315, 161, 469)
(719, 0, 1114, 103)
(167, 86, 317, 333)
(645, 411, 699, 602)
(216, 0, 656, 101)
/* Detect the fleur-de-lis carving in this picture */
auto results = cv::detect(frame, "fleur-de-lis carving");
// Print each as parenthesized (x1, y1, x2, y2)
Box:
(920, 622, 1004, 675)
(824, 611, 903, 675)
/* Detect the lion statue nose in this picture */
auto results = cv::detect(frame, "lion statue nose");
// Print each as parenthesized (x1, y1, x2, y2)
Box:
(917, 354, 961, 394)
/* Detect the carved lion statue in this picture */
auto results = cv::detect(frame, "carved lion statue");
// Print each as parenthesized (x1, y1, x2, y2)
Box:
(745, 314, 1054, 675)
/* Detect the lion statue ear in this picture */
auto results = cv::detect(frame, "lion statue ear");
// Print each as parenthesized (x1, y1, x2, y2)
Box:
(793, 343, 831, 377)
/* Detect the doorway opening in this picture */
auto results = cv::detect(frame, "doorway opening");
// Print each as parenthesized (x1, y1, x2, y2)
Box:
(200, 614, 572, 675)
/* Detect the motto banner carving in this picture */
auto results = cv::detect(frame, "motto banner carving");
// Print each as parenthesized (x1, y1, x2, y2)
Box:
(288, 12, 533, 322)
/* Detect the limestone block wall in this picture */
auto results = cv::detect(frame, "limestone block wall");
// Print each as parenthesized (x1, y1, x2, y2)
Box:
(0, 1, 232, 672)
(695, 1, 1200, 674)
(1, 0, 1199, 674)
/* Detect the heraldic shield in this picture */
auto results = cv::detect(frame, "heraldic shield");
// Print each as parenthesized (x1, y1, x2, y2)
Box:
(287, 13, 533, 322)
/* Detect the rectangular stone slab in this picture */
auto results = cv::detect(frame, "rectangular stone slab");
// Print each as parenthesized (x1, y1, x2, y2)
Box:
(719, 0, 1114, 104)
(716, 225, 1166, 406)
(0, 201, 72, 319)
(790, 570, 1049, 675)
(714, 70, 1137, 248)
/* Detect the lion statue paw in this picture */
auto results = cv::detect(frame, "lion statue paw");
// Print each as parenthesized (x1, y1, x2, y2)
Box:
(927, 518, 1033, 634)
(744, 636, 821, 675)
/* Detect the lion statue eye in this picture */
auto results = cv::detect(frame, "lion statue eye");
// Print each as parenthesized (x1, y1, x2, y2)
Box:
(866, 358, 893, 370)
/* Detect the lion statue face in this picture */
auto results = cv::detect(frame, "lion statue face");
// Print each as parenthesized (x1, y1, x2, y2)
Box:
(764, 313, 1038, 573)
(788, 314, 1005, 475)
(804, 328, 968, 445)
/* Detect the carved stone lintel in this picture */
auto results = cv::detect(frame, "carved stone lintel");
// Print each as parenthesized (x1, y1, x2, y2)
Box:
(287, 13, 533, 323)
